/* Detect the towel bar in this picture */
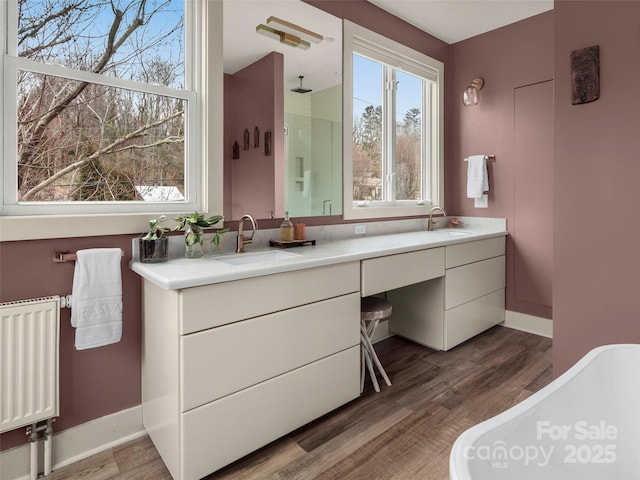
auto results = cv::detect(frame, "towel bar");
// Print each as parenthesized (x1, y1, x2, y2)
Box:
(464, 155, 495, 162)
(53, 250, 124, 263)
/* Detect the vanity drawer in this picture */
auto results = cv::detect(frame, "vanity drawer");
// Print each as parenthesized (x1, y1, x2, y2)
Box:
(179, 262, 359, 334)
(361, 247, 445, 297)
(181, 346, 360, 480)
(446, 236, 505, 269)
(444, 289, 505, 350)
(180, 293, 360, 411)
(444, 256, 505, 309)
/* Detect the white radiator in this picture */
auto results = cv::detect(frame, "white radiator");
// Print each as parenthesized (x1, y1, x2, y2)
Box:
(0, 296, 60, 434)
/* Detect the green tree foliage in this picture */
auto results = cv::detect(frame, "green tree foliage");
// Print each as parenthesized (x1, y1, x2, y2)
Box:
(352, 105, 422, 201)
(352, 105, 382, 200)
(396, 107, 422, 200)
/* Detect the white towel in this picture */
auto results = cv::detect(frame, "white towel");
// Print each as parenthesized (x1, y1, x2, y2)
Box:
(466, 155, 489, 199)
(71, 248, 123, 350)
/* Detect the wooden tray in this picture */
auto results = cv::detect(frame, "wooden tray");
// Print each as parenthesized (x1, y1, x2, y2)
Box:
(269, 239, 316, 249)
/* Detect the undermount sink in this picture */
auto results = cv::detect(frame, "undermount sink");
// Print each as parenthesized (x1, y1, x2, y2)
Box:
(215, 250, 302, 266)
(432, 229, 472, 236)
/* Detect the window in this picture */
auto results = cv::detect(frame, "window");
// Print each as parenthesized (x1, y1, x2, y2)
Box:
(1, 0, 203, 217)
(343, 21, 443, 220)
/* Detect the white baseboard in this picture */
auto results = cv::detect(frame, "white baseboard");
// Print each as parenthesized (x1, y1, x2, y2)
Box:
(502, 310, 552, 338)
(1, 405, 145, 480)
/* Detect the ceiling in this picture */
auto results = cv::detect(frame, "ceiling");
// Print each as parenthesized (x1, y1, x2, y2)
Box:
(223, 1, 554, 93)
(223, 1, 342, 92)
(368, 0, 553, 44)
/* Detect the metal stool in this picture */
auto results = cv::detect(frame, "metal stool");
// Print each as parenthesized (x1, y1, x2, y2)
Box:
(360, 296, 393, 393)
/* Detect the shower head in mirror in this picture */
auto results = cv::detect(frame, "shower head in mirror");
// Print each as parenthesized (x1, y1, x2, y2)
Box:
(291, 76, 312, 94)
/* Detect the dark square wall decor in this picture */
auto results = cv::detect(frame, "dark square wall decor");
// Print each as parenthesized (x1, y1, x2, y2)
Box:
(571, 45, 600, 105)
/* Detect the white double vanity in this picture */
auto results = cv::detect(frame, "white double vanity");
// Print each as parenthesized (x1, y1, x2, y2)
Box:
(131, 218, 507, 479)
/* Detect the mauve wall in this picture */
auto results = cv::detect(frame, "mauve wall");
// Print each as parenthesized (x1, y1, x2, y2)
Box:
(0, 236, 141, 450)
(447, 12, 554, 319)
(553, 1, 640, 375)
(223, 52, 285, 220)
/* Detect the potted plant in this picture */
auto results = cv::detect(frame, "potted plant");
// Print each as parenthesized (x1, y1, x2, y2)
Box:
(139, 215, 170, 263)
(174, 212, 229, 258)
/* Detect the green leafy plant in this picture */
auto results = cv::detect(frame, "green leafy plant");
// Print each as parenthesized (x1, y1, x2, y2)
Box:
(142, 215, 170, 240)
(139, 215, 170, 263)
(174, 212, 229, 246)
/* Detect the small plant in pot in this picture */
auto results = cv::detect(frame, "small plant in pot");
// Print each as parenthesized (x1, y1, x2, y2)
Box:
(139, 215, 170, 263)
(174, 212, 229, 258)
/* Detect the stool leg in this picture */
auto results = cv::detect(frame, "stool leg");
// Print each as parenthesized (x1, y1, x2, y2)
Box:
(371, 347, 392, 387)
(361, 327, 392, 387)
(363, 346, 380, 393)
(366, 318, 380, 337)
(360, 322, 366, 392)
(360, 341, 365, 393)
(360, 328, 380, 392)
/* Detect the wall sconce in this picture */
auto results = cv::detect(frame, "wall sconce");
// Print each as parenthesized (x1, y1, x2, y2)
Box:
(463, 78, 484, 106)
(256, 16, 323, 51)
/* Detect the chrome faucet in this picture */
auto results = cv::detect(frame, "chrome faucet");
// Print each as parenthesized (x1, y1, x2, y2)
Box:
(427, 206, 447, 231)
(236, 214, 258, 253)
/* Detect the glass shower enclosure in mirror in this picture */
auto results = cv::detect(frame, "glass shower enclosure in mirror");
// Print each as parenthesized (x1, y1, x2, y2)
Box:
(223, 0, 342, 221)
(285, 85, 342, 217)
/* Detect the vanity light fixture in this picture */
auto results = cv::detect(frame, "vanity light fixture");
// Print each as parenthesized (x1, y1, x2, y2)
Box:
(256, 16, 322, 50)
(256, 24, 311, 50)
(463, 77, 484, 106)
(266, 16, 323, 44)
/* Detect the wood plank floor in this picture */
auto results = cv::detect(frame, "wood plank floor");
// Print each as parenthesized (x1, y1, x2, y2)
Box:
(49, 326, 552, 480)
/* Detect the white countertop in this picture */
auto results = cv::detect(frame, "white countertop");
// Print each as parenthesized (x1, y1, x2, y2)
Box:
(130, 218, 507, 290)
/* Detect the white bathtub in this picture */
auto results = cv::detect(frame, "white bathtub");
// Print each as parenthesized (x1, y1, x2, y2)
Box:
(450, 344, 640, 479)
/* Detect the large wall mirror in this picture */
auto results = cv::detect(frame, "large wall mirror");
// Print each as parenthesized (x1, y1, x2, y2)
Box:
(223, 0, 342, 222)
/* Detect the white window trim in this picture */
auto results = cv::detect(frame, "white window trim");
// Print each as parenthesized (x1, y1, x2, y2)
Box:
(343, 20, 444, 220)
(2, 57, 199, 216)
(0, 0, 223, 241)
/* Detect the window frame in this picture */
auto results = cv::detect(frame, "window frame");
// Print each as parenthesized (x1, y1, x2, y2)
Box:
(0, 0, 223, 241)
(343, 20, 444, 220)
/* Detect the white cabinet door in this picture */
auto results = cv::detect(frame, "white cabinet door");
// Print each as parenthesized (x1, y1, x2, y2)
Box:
(445, 236, 505, 269)
(181, 347, 360, 480)
(181, 293, 360, 411)
(180, 262, 359, 334)
(444, 290, 505, 350)
(445, 256, 506, 310)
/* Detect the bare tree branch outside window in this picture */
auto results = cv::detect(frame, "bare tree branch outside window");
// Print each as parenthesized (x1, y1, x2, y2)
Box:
(16, 0, 186, 202)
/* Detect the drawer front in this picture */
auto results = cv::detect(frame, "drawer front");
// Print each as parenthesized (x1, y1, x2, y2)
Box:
(180, 261, 359, 334)
(445, 255, 505, 310)
(181, 293, 360, 411)
(181, 346, 360, 480)
(446, 236, 505, 269)
(444, 289, 505, 350)
(361, 247, 444, 297)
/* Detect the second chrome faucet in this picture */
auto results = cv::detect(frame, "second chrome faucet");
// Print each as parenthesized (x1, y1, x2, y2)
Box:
(236, 214, 258, 253)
